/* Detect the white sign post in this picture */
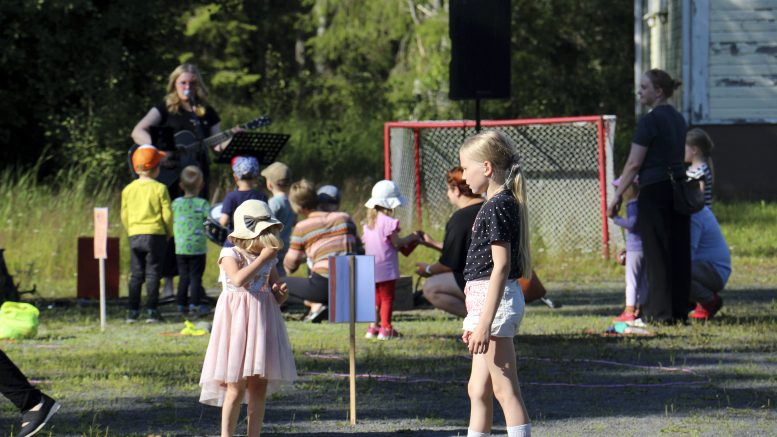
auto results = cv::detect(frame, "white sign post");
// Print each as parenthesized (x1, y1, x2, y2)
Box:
(328, 255, 375, 425)
(93, 207, 109, 331)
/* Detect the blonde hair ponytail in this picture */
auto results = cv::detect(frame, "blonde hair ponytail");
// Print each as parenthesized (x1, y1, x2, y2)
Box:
(365, 206, 392, 229)
(460, 130, 532, 279)
(510, 164, 532, 280)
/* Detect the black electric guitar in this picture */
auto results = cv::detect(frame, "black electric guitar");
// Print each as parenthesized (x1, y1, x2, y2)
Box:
(128, 115, 271, 187)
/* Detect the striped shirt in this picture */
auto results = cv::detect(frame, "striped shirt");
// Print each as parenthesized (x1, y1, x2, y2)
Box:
(286, 211, 359, 277)
(686, 163, 713, 207)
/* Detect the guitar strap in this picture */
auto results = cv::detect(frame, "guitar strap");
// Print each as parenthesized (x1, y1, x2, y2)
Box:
(188, 110, 205, 140)
(187, 110, 210, 167)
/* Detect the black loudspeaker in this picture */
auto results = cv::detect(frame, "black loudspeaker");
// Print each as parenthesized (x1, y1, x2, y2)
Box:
(449, 0, 511, 100)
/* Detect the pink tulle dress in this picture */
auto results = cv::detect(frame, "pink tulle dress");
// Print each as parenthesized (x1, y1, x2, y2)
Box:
(199, 247, 297, 406)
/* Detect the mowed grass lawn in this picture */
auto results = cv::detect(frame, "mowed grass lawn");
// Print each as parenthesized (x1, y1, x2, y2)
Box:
(1, 171, 776, 435)
(1, 283, 775, 436)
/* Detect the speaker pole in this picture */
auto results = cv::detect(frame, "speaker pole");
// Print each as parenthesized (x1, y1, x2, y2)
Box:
(475, 98, 481, 133)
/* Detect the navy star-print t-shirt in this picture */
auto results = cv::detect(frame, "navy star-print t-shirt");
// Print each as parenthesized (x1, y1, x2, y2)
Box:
(463, 190, 525, 282)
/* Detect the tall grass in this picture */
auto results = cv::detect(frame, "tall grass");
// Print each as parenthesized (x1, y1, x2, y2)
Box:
(0, 164, 119, 298)
(0, 165, 234, 299)
(1, 166, 775, 299)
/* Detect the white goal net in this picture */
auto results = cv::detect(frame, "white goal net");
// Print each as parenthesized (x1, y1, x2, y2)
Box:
(383, 116, 620, 257)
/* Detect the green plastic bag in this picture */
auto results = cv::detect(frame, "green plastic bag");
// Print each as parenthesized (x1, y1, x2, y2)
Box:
(0, 301, 40, 340)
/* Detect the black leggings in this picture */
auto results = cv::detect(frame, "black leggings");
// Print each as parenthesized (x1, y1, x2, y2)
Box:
(638, 180, 691, 323)
(176, 254, 206, 307)
(128, 234, 167, 311)
(0, 350, 41, 412)
(284, 272, 329, 305)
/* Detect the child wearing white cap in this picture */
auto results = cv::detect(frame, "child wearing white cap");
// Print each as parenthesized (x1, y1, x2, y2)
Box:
(362, 180, 419, 340)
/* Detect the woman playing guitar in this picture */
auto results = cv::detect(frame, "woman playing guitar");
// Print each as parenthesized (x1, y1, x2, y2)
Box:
(131, 63, 234, 298)
(131, 63, 234, 199)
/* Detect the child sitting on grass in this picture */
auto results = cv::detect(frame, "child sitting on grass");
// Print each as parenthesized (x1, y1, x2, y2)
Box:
(261, 162, 295, 276)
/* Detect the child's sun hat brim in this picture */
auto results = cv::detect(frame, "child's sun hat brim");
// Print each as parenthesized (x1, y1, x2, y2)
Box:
(229, 200, 283, 240)
(365, 180, 406, 209)
(365, 196, 405, 209)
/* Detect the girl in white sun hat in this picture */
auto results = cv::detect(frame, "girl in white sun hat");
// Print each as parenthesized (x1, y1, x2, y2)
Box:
(362, 180, 420, 340)
(199, 199, 297, 436)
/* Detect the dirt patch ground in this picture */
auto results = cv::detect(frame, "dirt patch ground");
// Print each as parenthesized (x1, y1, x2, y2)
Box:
(1, 285, 775, 436)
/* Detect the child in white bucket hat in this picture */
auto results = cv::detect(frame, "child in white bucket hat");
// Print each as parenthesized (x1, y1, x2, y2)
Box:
(199, 199, 297, 436)
(362, 180, 420, 340)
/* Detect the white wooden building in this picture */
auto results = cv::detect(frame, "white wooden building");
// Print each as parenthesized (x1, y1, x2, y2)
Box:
(635, 0, 777, 199)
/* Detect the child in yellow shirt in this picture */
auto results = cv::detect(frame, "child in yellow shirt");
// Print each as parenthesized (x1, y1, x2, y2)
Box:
(121, 145, 174, 323)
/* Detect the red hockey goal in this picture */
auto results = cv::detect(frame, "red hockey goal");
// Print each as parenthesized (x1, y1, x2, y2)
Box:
(383, 116, 620, 257)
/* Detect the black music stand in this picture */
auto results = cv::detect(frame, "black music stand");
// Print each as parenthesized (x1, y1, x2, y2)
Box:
(214, 132, 290, 166)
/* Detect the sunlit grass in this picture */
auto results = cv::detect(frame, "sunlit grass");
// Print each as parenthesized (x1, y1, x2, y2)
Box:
(1, 167, 775, 298)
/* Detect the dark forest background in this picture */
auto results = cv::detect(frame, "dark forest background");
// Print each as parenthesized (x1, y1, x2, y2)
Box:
(0, 0, 634, 187)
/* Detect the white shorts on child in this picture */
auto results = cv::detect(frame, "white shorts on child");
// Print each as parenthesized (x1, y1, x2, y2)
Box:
(463, 279, 525, 338)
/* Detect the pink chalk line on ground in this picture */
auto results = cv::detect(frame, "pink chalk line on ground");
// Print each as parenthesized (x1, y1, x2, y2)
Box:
(299, 356, 709, 388)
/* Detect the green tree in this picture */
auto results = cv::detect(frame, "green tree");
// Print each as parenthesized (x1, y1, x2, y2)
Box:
(1, 0, 635, 186)
(0, 0, 186, 183)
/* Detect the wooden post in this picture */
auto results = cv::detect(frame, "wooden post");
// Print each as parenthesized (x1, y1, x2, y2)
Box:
(348, 255, 357, 425)
(99, 258, 106, 331)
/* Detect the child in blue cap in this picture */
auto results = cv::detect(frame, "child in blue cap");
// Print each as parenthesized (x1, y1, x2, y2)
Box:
(219, 156, 268, 247)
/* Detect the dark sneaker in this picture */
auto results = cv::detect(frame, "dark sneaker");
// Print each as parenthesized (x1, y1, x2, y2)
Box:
(126, 310, 140, 324)
(17, 394, 60, 437)
(145, 309, 162, 323)
(197, 305, 211, 317)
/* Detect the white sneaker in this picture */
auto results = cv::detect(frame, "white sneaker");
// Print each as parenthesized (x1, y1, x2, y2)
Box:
(627, 318, 647, 327)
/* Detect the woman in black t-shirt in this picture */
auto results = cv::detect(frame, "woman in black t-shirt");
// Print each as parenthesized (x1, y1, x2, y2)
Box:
(416, 167, 484, 317)
(607, 68, 691, 324)
(131, 63, 232, 296)
(131, 63, 230, 198)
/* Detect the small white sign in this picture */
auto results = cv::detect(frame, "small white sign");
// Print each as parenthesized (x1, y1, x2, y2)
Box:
(327, 256, 376, 323)
(93, 208, 109, 259)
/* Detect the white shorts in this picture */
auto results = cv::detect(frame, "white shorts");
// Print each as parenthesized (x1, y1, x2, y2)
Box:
(463, 279, 525, 338)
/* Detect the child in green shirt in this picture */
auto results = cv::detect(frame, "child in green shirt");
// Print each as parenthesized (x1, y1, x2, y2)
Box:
(172, 165, 210, 316)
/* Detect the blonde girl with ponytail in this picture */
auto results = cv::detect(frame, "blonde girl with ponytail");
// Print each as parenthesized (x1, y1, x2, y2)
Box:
(458, 130, 532, 437)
